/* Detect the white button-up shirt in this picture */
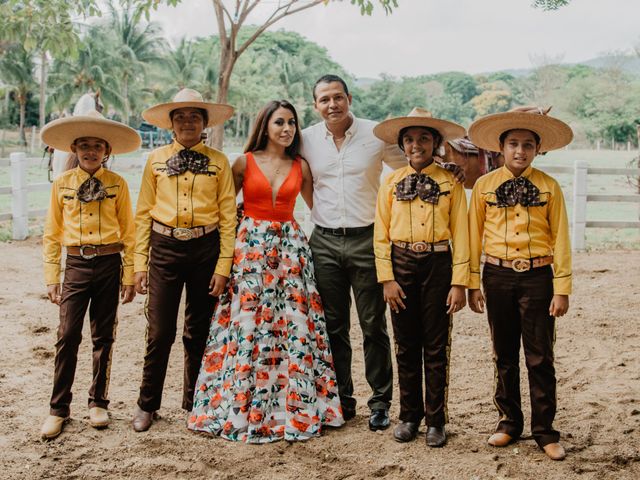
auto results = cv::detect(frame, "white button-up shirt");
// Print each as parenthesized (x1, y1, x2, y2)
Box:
(302, 115, 406, 228)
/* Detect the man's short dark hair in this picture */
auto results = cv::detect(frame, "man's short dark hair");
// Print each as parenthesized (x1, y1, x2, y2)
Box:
(313, 74, 350, 100)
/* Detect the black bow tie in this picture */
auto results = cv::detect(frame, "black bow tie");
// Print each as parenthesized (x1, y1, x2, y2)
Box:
(165, 149, 209, 176)
(77, 176, 107, 203)
(395, 173, 441, 204)
(494, 176, 546, 207)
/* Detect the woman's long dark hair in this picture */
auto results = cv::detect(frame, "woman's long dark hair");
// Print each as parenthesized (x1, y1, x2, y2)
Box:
(244, 100, 302, 158)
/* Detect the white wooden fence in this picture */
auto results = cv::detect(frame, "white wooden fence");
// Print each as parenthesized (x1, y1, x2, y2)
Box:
(1, 152, 639, 249)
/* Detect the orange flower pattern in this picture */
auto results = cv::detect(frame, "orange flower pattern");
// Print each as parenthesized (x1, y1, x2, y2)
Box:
(188, 216, 344, 443)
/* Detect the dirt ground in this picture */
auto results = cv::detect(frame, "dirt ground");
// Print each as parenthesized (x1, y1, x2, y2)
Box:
(0, 238, 638, 480)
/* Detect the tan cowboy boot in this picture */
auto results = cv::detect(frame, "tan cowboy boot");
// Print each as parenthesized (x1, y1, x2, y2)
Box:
(89, 407, 110, 428)
(543, 442, 566, 460)
(41, 415, 68, 440)
(488, 432, 513, 447)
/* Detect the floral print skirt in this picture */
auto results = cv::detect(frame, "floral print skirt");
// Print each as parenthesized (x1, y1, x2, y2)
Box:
(188, 216, 344, 443)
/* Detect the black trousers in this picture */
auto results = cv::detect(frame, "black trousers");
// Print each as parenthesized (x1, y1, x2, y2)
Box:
(49, 253, 121, 417)
(390, 246, 452, 427)
(137, 230, 220, 412)
(483, 263, 559, 447)
(309, 226, 393, 412)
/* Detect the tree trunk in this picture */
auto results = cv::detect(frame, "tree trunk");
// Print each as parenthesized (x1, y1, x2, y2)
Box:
(19, 97, 27, 146)
(209, 50, 235, 150)
(123, 76, 130, 126)
(39, 50, 47, 129)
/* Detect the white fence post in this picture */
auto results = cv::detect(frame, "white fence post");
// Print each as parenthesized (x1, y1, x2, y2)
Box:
(10, 152, 29, 240)
(572, 160, 588, 251)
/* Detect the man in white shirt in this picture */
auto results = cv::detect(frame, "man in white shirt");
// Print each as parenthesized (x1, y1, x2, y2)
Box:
(302, 75, 406, 431)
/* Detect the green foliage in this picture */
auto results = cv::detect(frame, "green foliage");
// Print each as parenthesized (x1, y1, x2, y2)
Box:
(532, 0, 570, 10)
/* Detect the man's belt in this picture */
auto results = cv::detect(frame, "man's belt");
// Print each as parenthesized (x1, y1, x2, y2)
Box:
(392, 240, 450, 254)
(152, 220, 218, 241)
(67, 243, 123, 260)
(316, 224, 373, 237)
(485, 254, 553, 273)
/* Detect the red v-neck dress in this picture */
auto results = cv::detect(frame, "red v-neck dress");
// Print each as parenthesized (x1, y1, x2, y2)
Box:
(188, 152, 344, 443)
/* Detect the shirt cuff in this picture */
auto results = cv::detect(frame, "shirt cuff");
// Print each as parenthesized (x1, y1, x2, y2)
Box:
(122, 265, 135, 285)
(44, 263, 61, 285)
(375, 258, 394, 283)
(553, 276, 572, 295)
(468, 271, 481, 290)
(134, 253, 149, 273)
(451, 263, 470, 287)
(214, 257, 233, 278)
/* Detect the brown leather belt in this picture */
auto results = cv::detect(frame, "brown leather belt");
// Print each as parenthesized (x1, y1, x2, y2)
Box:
(392, 240, 450, 253)
(67, 243, 123, 260)
(485, 254, 553, 272)
(152, 220, 217, 241)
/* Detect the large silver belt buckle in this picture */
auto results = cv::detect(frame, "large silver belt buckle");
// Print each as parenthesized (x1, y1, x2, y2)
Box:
(411, 241, 429, 253)
(511, 258, 531, 272)
(80, 245, 98, 260)
(172, 227, 194, 241)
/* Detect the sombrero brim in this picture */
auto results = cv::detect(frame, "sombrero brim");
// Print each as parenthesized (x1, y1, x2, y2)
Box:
(142, 101, 234, 129)
(468, 112, 573, 153)
(374, 117, 466, 144)
(41, 115, 141, 154)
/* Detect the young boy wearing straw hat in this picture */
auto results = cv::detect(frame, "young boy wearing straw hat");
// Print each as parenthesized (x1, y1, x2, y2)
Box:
(131, 89, 237, 432)
(373, 108, 470, 447)
(40, 111, 141, 439)
(467, 107, 573, 460)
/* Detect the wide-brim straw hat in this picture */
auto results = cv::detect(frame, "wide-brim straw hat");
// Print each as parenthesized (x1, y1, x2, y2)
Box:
(373, 107, 466, 144)
(41, 110, 141, 154)
(468, 107, 573, 153)
(142, 88, 234, 129)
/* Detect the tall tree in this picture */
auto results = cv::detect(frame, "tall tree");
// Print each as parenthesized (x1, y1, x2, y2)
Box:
(0, 0, 100, 128)
(131, 0, 398, 147)
(106, 0, 167, 125)
(0, 44, 36, 145)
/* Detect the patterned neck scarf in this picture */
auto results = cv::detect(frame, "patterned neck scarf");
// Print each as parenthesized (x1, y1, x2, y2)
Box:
(395, 173, 441, 204)
(77, 176, 107, 203)
(494, 176, 546, 208)
(165, 149, 210, 176)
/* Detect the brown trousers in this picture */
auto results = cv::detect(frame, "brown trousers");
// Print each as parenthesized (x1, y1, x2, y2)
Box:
(49, 253, 122, 417)
(137, 229, 220, 412)
(390, 246, 453, 427)
(482, 263, 559, 448)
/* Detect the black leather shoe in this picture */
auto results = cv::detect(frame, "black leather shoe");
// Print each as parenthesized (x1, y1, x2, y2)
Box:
(368, 409, 390, 431)
(393, 421, 419, 442)
(342, 408, 356, 421)
(426, 426, 446, 447)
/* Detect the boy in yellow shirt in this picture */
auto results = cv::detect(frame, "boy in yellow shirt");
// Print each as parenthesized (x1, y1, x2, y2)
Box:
(40, 111, 140, 439)
(467, 107, 573, 460)
(373, 108, 469, 447)
(131, 89, 237, 432)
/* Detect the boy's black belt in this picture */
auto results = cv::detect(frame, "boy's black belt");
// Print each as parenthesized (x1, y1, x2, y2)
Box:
(316, 224, 374, 236)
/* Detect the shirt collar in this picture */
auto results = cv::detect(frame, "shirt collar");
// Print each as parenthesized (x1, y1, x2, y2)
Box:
(500, 164, 533, 179)
(323, 114, 357, 140)
(171, 140, 207, 153)
(76, 165, 104, 180)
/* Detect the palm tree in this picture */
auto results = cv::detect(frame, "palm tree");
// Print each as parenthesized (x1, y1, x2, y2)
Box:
(105, 0, 167, 125)
(0, 44, 36, 145)
(47, 27, 124, 116)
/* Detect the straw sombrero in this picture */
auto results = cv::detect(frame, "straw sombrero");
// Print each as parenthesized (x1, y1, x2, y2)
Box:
(468, 107, 573, 153)
(373, 107, 466, 144)
(142, 88, 234, 129)
(41, 110, 141, 154)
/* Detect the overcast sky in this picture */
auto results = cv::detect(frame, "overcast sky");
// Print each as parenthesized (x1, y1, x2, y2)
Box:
(151, 0, 640, 78)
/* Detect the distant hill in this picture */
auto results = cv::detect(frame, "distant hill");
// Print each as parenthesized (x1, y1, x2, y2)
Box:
(486, 55, 640, 78)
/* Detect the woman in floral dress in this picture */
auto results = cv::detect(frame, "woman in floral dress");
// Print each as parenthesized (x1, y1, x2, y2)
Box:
(188, 100, 344, 443)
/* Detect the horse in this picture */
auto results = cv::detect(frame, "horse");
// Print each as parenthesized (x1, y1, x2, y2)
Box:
(442, 136, 503, 189)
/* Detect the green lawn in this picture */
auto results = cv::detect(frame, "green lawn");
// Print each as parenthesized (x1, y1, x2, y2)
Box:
(1, 149, 638, 248)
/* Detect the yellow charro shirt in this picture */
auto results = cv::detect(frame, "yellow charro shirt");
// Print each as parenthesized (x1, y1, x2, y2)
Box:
(43, 166, 135, 285)
(468, 165, 572, 294)
(374, 162, 470, 285)
(134, 140, 237, 276)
